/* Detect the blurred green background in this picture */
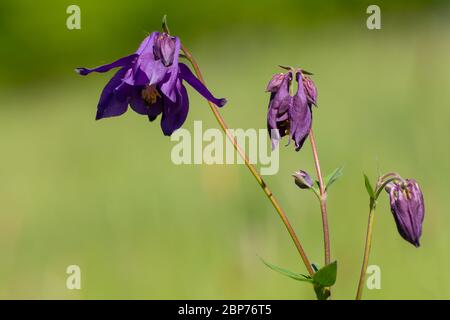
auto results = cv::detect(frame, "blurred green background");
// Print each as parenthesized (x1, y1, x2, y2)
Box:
(0, 0, 449, 299)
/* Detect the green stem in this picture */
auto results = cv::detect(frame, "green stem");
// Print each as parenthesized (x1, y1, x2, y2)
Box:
(309, 129, 330, 266)
(180, 44, 315, 277)
(356, 200, 376, 300)
(356, 173, 402, 299)
(375, 176, 403, 199)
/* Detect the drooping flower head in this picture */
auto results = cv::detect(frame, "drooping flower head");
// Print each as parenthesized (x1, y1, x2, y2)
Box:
(385, 179, 425, 247)
(76, 31, 226, 136)
(266, 67, 317, 151)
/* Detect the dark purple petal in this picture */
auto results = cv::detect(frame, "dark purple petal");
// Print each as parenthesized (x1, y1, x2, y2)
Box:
(409, 180, 425, 241)
(160, 80, 189, 136)
(267, 73, 292, 150)
(95, 68, 129, 120)
(178, 63, 227, 107)
(148, 101, 164, 121)
(128, 87, 150, 115)
(267, 96, 282, 149)
(290, 73, 312, 151)
(131, 85, 164, 120)
(76, 54, 138, 76)
(129, 92, 163, 119)
(290, 104, 312, 151)
(388, 179, 425, 247)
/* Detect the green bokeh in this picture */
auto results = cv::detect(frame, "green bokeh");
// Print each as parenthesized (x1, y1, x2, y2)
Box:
(0, 1, 449, 299)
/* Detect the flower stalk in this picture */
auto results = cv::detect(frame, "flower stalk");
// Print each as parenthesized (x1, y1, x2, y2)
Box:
(356, 172, 424, 299)
(180, 44, 315, 277)
(309, 129, 331, 266)
(356, 174, 388, 300)
(356, 198, 376, 300)
(77, 15, 428, 300)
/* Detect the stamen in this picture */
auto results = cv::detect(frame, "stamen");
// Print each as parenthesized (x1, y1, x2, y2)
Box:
(400, 183, 413, 200)
(141, 85, 161, 105)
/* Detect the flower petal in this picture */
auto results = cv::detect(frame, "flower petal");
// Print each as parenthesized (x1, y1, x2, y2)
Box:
(136, 32, 158, 55)
(76, 54, 137, 76)
(128, 87, 164, 120)
(95, 68, 129, 120)
(266, 74, 292, 150)
(148, 100, 164, 121)
(122, 32, 168, 86)
(388, 180, 425, 247)
(124, 57, 167, 86)
(179, 63, 227, 107)
(290, 74, 312, 151)
(128, 87, 149, 115)
(154, 33, 177, 67)
(160, 81, 189, 136)
(304, 76, 318, 106)
(266, 73, 285, 92)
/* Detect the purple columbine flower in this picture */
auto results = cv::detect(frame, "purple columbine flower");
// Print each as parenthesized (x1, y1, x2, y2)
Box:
(76, 32, 227, 136)
(266, 69, 317, 151)
(386, 179, 425, 247)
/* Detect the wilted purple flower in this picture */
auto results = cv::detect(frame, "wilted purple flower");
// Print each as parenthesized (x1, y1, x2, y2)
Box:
(266, 69, 316, 151)
(386, 179, 425, 247)
(293, 170, 314, 189)
(76, 32, 226, 136)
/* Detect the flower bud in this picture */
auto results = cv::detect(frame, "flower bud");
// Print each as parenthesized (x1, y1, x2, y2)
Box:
(293, 170, 314, 189)
(387, 179, 425, 247)
(153, 33, 176, 66)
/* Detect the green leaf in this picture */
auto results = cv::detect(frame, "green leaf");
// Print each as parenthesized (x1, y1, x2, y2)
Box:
(364, 174, 375, 199)
(260, 258, 313, 283)
(324, 167, 344, 191)
(312, 261, 337, 287)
